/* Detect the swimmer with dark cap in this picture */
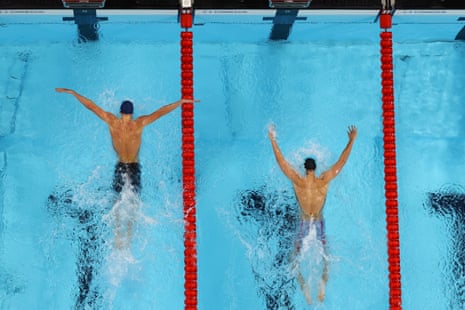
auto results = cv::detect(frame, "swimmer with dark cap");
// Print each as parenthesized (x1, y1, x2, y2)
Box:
(268, 124, 357, 304)
(55, 87, 198, 248)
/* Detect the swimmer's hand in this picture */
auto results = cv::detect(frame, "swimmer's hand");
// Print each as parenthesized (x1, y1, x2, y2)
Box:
(268, 124, 277, 140)
(180, 98, 200, 104)
(55, 88, 74, 94)
(347, 125, 357, 141)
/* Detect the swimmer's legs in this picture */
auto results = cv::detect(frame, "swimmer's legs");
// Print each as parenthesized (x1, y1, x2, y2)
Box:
(318, 253, 329, 302)
(292, 241, 329, 304)
(291, 248, 312, 305)
(297, 270, 312, 305)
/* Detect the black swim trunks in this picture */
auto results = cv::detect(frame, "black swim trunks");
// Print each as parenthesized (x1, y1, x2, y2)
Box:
(112, 162, 141, 194)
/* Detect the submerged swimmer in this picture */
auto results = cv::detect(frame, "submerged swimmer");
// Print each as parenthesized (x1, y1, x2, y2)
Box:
(268, 124, 357, 304)
(56, 88, 198, 249)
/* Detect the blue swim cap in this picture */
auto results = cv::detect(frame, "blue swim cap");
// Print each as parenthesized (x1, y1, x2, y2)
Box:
(120, 100, 134, 114)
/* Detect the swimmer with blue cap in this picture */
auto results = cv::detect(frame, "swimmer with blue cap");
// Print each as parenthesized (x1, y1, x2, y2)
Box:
(55, 87, 198, 249)
(55, 88, 197, 164)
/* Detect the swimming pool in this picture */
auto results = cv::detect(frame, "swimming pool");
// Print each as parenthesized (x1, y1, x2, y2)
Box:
(1, 9, 465, 309)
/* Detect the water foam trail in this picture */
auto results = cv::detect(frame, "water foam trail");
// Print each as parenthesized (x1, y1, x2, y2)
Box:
(289, 141, 332, 175)
(291, 226, 328, 281)
(267, 122, 332, 174)
(100, 171, 178, 310)
(102, 176, 154, 279)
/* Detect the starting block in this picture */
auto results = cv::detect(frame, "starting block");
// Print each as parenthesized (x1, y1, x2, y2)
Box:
(62, 0, 106, 9)
(269, 0, 311, 9)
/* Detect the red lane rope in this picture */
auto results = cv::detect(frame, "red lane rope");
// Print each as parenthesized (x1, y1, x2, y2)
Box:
(180, 9, 197, 310)
(379, 13, 402, 310)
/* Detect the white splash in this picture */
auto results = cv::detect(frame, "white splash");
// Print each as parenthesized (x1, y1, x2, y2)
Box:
(101, 174, 156, 290)
(289, 140, 332, 175)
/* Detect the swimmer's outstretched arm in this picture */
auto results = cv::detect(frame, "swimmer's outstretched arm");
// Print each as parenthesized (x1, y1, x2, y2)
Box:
(138, 98, 200, 126)
(55, 88, 114, 123)
(268, 124, 305, 186)
(321, 125, 357, 182)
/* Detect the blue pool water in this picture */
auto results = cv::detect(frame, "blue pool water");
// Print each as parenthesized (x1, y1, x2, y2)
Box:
(0, 9, 465, 309)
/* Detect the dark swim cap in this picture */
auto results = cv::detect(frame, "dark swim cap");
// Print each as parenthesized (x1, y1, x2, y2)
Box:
(120, 100, 134, 114)
(304, 158, 316, 171)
